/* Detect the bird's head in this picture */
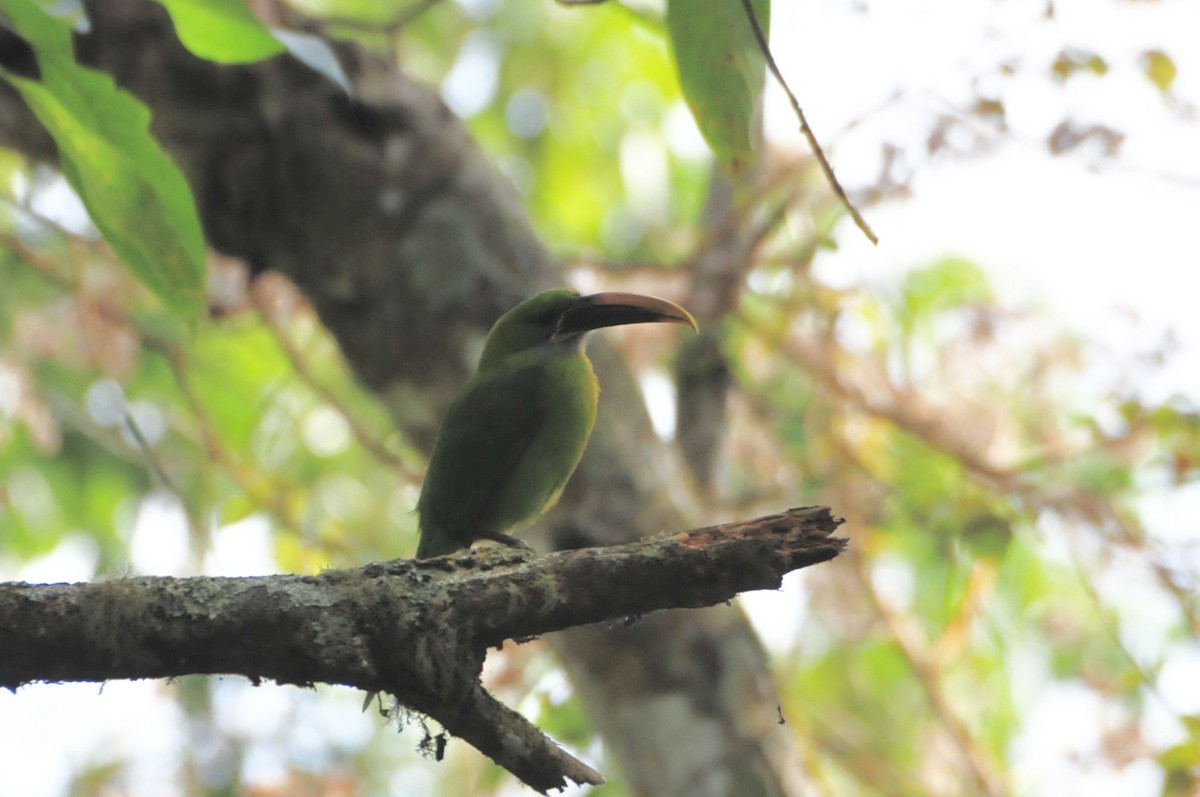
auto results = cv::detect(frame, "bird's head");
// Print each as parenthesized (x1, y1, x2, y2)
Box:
(477, 287, 697, 370)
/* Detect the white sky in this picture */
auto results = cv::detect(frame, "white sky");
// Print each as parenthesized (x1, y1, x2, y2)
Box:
(773, 0, 1200, 379)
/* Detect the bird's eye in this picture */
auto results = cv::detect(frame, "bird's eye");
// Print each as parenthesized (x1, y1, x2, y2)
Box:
(534, 309, 559, 327)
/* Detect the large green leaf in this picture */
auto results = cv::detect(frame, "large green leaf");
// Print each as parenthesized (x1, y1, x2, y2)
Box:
(667, 0, 769, 171)
(0, 0, 206, 319)
(152, 0, 350, 91)
(154, 0, 285, 63)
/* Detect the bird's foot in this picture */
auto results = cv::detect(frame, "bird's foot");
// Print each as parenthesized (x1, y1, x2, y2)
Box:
(479, 531, 536, 552)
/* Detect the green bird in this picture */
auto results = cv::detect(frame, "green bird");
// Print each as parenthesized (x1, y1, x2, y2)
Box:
(415, 287, 697, 558)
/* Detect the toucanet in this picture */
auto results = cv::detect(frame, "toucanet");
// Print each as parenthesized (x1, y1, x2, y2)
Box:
(415, 287, 697, 558)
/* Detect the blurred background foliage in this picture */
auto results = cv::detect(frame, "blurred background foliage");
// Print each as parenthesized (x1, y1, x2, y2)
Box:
(1, 0, 1199, 795)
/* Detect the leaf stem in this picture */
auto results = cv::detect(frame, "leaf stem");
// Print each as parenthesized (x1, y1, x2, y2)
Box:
(738, 0, 878, 245)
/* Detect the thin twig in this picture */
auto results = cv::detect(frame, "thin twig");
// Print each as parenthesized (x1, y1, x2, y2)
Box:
(121, 411, 178, 493)
(253, 291, 418, 477)
(738, 0, 878, 245)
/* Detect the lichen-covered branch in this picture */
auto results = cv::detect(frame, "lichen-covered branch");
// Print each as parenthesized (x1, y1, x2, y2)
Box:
(0, 507, 844, 792)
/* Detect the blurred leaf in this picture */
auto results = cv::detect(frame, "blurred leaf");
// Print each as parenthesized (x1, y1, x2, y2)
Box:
(218, 493, 257, 525)
(284, 0, 412, 24)
(153, 0, 284, 62)
(1047, 119, 1124, 157)
(0, 423, 146, 563)
(0, 0, 206, 319)
(187, 322, 289, 450)
(886, 433, 968, 529)
(1066, 449, 1133, 495)
(899, 257, 991, 328)
(0, 462, 63, 557)
(960, 513, 1013, 563)
(1143, 401, 1200, 483)
(152, 2, 351, 89)
(791, 638, 927, 777)
(1158, 733, 1200, 797)
(1141, 49, 1177, 94)
(972, 97, 1006, 122)
(1051, 49, 1108, 81)
(536, 693, 594, 749)
(667, 0, 768, 171)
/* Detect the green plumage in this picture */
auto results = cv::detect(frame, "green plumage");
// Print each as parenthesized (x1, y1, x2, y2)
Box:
(416, 339, 597, 557)
(415, 288, 695, 558)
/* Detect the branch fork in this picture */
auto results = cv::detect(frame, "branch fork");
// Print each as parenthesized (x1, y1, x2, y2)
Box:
(0, 506, 845, 792)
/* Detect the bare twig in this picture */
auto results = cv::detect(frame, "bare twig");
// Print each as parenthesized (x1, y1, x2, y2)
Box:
(738, 0, 878, 244)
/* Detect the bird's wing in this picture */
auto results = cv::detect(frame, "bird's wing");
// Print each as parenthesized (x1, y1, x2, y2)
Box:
(416, 362, 568, 556)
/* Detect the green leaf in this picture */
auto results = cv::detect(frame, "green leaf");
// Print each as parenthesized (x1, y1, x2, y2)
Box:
(151, 1, 351, 90)
(188, 322, 289, 450)
(960, 513, 1012, 563)
(896, 256, 992, 344)
(900, 257, 992, 320)
(536, 692, 594, 748)
(154, 0, 285, 63)
(0, 0, 206, 319)
(1066, 449, 1133, 494)
(667, 0, 768, 172)
(1050, 49, 1108, 81)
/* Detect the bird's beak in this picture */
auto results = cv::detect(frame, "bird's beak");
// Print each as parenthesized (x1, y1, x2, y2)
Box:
(554, 292, 699, 340)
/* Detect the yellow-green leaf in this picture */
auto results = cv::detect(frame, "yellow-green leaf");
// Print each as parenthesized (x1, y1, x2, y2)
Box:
(667, 0, 769, 172)
(154, 0, 285, 63)
(152, 1, 350, 90)
(1, 0, 206, 319)
(1142, 49, 1177, 94)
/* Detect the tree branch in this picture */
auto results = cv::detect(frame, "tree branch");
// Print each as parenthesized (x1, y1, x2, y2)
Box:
(0, 507, 845, 793)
